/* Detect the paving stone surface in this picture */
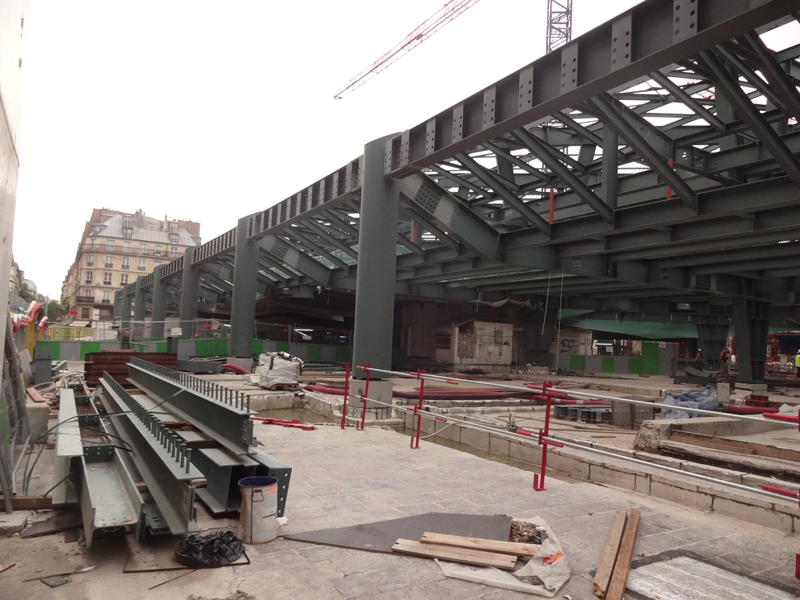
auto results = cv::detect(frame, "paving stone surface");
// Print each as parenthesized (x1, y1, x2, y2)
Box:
(1, 422, 799, 599)
(255, 424, 800, 599)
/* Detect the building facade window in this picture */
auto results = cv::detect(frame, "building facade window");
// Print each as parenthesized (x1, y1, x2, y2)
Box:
(103, 272, 112, 285)
(170, 246, 178, 258)
(123, 241, 131, 253)
(169, 233, 179, 244)
(85, 271, 93, 284)
(102, 290, 110, 302)
(139, 243, 147, 255)
(121, 257, 130, 270)
(104, 256, 113, 268)
(154, 245, 163, 256)
(106, 240, 114, 251)
(81, 307, 90, 319)
(120, 274, 129, 285)
(138, 259, 146, 271)
(86, 255, 94, 267)
(169, 221, 178, 233)
(90, 239, 97, 250)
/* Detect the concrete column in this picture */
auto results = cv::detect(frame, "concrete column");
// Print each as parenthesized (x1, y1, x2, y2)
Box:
(150, 265, 167, 340)
(228, 216, 259, 368)
(121, 287, 132, 333)
(133, 277, 146, 341)
(352, 134, 400, 379)
(179, 246, 200, 336)
(112, 290, 122, 318)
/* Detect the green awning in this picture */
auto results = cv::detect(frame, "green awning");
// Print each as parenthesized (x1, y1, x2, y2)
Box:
(562, 318, 698, 339)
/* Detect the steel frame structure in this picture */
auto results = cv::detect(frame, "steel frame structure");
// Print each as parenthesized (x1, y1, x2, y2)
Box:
(116, 0, 800, 380)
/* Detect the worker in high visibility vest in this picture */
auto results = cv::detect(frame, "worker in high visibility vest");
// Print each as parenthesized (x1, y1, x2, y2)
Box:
(719, 348, 731, 377)
(795, 350, 800, 377)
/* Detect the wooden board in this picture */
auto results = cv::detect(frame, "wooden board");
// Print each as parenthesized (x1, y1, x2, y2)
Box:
(419, 532, 540, 557)
(670, 431, 800, 463)
(392, 539, 517, 570)
(605, 509, 641, 600)
(592, 508, 628, 598)
(21, 510, 82, 538)
(0, 495, 52, 510)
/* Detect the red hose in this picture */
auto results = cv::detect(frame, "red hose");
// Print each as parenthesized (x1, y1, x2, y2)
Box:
(763, 412, 800, 423)
(222, 363, 250, 375)
(724, 404, 778, 415)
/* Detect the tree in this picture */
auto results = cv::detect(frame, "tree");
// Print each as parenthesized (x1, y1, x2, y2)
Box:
(18, 282, 34, 303)
(46, 300, 61, 321)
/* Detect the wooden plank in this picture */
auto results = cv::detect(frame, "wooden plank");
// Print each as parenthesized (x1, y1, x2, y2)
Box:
(26, 387, 48, 403)
(419, 532, 540, 557)
(0, 496, 52, 510)
(605, 509, 641, 600)
(671, 431, 800, 463)
(392, 539, 517, 570)
(592, 508, 628, 598)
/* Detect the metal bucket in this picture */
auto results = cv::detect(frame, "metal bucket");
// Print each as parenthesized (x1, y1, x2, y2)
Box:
(238, 476, 278, 544)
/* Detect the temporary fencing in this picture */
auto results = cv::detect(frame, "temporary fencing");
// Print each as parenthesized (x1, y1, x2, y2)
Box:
(333, 363, 800, 578)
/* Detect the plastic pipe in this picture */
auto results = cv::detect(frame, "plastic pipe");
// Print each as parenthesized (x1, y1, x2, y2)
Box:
(221, 363, 250, 375)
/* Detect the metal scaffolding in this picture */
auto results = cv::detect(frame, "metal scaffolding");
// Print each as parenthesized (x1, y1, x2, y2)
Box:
(115, 0, 800, 381)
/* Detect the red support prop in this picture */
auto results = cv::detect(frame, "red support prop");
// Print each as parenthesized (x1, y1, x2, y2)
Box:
(666, 158, 674, 199)
(534, 381, 553, 491)
(411, 369, 425, 449)
(358, 363, 371, 431)
(341, 362, 350, 429)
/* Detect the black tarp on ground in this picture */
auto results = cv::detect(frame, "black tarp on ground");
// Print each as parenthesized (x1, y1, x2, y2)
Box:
(282, 512, 512, 554)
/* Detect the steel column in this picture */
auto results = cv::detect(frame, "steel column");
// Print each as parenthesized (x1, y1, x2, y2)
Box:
(179, 247, 200, 334)
(352, 134, 401, 378)
(229, 216, 259, 361)
(150, 264, 167, 340)
(732, 296, 771, 383)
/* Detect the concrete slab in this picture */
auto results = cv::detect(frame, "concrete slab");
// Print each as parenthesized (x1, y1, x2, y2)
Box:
(0, 512, 28, 535)
(1, 418, 799, 599)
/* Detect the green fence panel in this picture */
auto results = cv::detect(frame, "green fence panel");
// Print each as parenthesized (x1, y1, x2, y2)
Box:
(335, 346, 352, 363)
(627, 356, 642, 374)
(156, 342, 167, 353)
(642, 342, 661, 375)
(545, 352, 555, 368)
(37, 341, 60, 360)
(307, 345, 323, 362)
(195, 340, 215, 357)
(276, 342, 290, 353)
(214, 339, 228, 355)
(253, 340, 264, 355)
(80, 342, 101, 360)
(601, 356, 616, 373)
(569, 354, 585, 371)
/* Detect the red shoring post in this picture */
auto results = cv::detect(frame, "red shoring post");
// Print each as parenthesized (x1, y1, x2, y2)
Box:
(411, 369, 425, 449)
(341, 362, 350, 429)
(359, 363, 371, 431)
(533, 381, 554, 491)
(666, 158, 674, 200)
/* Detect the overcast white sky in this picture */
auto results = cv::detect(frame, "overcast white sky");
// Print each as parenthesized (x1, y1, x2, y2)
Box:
(14, 0, 654, 298)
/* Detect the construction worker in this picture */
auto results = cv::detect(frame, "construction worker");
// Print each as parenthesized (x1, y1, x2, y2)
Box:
(719, 348, 731, 377)
(795, 350, 800, 377)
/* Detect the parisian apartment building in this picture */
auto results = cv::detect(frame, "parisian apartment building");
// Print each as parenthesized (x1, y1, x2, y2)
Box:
(61, 209, 201, 322)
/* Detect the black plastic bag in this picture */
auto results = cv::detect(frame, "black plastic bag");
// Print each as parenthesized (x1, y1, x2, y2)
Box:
(175, 530, 244, 568)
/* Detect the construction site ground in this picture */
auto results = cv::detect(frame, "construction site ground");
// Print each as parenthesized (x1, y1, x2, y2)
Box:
(2, 420, 800, 599)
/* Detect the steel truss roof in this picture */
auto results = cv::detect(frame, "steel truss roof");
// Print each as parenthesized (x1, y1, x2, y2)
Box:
(131, 0, 800, 315)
